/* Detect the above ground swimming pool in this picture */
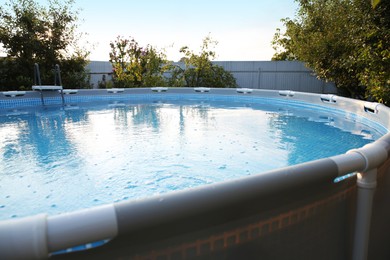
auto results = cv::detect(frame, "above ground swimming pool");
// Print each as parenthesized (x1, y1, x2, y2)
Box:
(1, 88, 390, 260)
(0, 92, 386, 220)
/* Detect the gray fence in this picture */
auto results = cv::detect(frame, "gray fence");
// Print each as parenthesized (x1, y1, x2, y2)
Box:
(86, 60, 338, 94)
(86, 61, 114, 89)
(214, 61, 337, 94)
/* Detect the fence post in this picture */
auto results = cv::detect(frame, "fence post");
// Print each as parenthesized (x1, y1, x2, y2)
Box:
(352, 168, 377, 260)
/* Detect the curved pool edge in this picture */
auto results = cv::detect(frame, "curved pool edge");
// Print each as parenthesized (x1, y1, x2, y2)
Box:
(1, 88, 390, 259)
(1, 87, 389, 128)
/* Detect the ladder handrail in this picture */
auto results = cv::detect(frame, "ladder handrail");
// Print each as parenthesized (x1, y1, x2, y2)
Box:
(54, 64, 62, 86)
(33, 63, 65, 105)
(34, 63, 42, 86)
(34, 63, 63, 86)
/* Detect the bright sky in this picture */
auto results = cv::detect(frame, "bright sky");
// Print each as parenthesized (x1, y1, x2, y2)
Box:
(1, 0, 299, 61)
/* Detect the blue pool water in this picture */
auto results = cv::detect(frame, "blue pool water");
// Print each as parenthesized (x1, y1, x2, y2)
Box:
(0, 98, 386, 220)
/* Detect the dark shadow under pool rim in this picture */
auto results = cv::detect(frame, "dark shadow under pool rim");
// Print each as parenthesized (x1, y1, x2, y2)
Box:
(1, 88, 390, 260)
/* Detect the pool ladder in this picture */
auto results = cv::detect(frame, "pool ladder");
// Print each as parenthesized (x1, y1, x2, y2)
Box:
(33, 63, 65, 105)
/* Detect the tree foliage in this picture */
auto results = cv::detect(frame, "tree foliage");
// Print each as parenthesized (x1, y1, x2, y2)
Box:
(109, 35, 237, 89)
(109, 36, 169, 88)
(272, 0, 389, 104)
(0, 0, 90, 90)
(170, 36, 237, 88)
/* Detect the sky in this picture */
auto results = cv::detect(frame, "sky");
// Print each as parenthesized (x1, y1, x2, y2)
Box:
(1, 0, 299, 61)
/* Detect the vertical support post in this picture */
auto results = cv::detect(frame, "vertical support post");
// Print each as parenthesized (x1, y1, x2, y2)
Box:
(352, 169, 377, 260)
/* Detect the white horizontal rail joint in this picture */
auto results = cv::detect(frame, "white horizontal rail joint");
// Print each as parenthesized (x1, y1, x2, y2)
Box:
(363, 102, 380, 114)
(279, 90, 295, 97)
(320, 94, 337, 103)
(0, 214, 49, 260)
(347, 142, 388, 173)
(47, 204, 118, 252)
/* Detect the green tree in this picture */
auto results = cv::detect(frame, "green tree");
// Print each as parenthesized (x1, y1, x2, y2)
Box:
(170, 36, 237, 88)
(0, 0, 90, 90)
(109, 36, 169, 88)
(272, 0, 389, 104)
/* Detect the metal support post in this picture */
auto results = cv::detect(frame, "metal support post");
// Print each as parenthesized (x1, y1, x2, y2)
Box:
(352, 168, 377, 260)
